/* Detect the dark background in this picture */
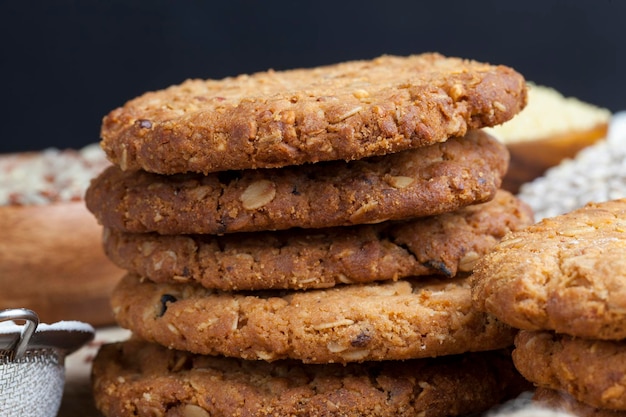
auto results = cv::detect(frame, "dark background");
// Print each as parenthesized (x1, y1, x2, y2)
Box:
(1, 0, 624, 153)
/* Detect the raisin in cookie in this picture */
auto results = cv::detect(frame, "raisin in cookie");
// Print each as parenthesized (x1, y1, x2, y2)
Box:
(87, 130, 509, 234)
(472, 199, 626, 340)
(101, 53, 526, 174)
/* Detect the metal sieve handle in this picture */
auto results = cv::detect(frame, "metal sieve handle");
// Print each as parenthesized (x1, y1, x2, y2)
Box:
(0, 309, 39, 359)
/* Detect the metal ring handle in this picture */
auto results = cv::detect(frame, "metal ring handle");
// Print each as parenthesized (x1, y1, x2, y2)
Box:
(0, 308, 39, 359)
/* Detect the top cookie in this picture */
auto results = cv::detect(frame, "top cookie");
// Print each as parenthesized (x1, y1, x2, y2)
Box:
(472, 199, 626, 340)
(101, 53, 526, 174)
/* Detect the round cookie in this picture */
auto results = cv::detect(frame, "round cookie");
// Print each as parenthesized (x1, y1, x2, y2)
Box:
(471, 199, 626, 340)
(101, 53, 526, 175)
(103, 190, 533, 291)
(111, 274, 516, 364)
(534, 388, 626, 417)
(92, 340, 528, 417)
(86, 131, 509, 235)
(514, 330, 626, 412)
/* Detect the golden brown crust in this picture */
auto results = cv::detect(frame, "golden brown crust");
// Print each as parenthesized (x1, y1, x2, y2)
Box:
(87, 131, 509, 234)
(101, 53, 526, 174)
(92, 340, 527, 417)
(111, 274, 516, 364)
(471, 199, 626, 340)
(515, 331, 626, 412)
(102, 190, 533, 291)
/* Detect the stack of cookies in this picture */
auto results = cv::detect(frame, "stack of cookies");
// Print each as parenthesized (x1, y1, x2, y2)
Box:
(86, 54, 533, 416)
(472, 199, 626, 416)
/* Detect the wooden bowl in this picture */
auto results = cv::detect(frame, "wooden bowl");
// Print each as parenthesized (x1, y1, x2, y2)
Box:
(486, 84, 611, 194)
(0, 146, 123, 327)
(0, 202, 124, 326)
(503, 122, 609, 193)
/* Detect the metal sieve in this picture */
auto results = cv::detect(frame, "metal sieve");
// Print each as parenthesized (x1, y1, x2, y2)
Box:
(0, 308, 94, 417)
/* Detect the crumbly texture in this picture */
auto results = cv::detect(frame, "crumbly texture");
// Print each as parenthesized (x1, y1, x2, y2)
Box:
(534, 388, 626, 417)
(86, 131, 508, 234)
(471, 199, 626, 340)
(102, 190, 532, 291)
(92, 340, 528, 417)
(111, 274, 515, 364)
(514, 330, 626, 412)
(101, 53, 526, 174)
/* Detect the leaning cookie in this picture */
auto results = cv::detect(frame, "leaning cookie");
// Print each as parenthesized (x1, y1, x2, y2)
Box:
(111, 274, 515, 364)
(103, 190, 532, 291)
(534, 388, 626, 417)
(101, 53, 526, 175)
(92, 339, 528, 417)
(514, 330, 626, 412)
(472, 199, 626, 340)
(87, 131, 508, 234)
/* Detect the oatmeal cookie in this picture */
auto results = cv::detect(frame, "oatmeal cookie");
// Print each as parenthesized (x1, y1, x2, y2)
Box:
(514, 330, 626, 412)
(472, 199, 626, 340)
(102, 190, 532, 290)
(87, 131, 508, 234)
(111, 274, 515, 364)
(101, 53, 526, 174)
(92, 339, 527, 417)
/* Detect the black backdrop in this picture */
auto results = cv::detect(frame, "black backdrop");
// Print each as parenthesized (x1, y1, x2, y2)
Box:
(1, 0, 624, 153)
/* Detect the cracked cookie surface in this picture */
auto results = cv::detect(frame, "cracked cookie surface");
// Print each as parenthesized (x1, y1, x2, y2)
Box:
(86, 131, 508, 234)
(101, 53, 526, 174)
(102, 190, 532, 290)
(92, 340, 527, 417)
(471, 199, 626, 340)
(111, 274, 515, 364)
(515, 330, 626, 412)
